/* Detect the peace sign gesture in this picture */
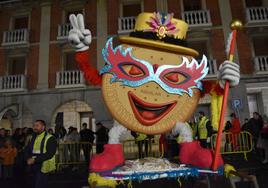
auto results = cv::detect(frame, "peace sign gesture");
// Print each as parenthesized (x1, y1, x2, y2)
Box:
(68, 14, 92, 52)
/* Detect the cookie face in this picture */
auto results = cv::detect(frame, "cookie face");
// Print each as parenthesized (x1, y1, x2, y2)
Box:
(101, 41, 205, 135)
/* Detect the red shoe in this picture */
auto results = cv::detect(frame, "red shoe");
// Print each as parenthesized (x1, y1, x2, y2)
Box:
(90, 144, 125, 172)
(179, 141, 224, 169)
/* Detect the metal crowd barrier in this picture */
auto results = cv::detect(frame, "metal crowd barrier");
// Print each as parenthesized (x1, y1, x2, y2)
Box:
(122, 138, 161, 159)
(210, 131, 253, 160)
(56, 139, 162, 170)
(56, 141, 93, 170)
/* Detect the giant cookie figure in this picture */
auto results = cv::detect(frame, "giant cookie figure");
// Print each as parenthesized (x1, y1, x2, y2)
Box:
(68, 13, 240, 172)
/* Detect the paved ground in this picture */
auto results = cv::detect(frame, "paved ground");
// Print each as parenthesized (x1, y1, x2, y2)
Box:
(1, 152, 268, 188)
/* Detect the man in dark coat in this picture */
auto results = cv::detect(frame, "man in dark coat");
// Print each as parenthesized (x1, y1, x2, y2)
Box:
(80, 123, 95, 161)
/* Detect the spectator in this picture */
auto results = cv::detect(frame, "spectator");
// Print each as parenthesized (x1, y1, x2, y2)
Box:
(246, 112, 263, 149)
(55, 126, 67, 140)
(257, 118, 268, 164)
(229, 113, 241, 150)
(225, 121, 232, 131)
(0, 128, 6, 148)
(0, 128, 5, 178)
(0, 138, 17, 179)
(197, 111, 213, 148)
(131, 131, 148, 159)
(5, 129, 11, 138)
(24, 120, 57, 188)
(159, 134, 168, 157)
(65, 127, 80, 162)
(166, 132, 179, 159)
(56, 126, 68, 163)
(24, 128, 34, 149)
(22, 127, 28, 137)
(13, 128, 25, 152)
(230, 113, 241, 132)
(80, 123, 95, 161)
(95, 122, 109, 154)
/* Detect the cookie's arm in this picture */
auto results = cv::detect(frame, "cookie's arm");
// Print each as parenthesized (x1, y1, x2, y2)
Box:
(75, 51, 102, 86)
(68, 14, 102, 86)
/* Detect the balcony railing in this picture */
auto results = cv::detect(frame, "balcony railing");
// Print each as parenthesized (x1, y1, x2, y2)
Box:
(1, 29, 29, 47)
(246, 7, 268, 24)
(56, 70, 86, 89)
(118, 16, 136, 34)
(57, 23, 72, 40)
(0, 75, 27, 92)
(207, 59, 218, 77)
(182, 10, 212, 28)
(254, 56, 268, 74)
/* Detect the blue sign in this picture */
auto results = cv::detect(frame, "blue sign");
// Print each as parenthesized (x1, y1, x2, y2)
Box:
(232, 99, 243, 109)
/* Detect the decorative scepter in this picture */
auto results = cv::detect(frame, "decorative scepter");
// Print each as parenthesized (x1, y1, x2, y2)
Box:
(212, 20, 243, 171)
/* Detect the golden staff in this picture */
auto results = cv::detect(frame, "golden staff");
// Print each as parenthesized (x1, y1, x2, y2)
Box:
(212, 20, 243, 171)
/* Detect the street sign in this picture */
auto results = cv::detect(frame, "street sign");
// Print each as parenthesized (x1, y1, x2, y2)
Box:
(232, 99, 243, 109)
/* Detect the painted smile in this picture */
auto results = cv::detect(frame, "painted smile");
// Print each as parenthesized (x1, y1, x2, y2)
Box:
(128, 91, 177, 126)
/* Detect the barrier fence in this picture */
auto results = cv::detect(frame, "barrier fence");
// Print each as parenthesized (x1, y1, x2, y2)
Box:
(122, 138, 162, 159)
(55, 139, 161, 170)
(211, 131, 253, 160)
(56, 141, 93, 170)
(55, 131, 253, 170)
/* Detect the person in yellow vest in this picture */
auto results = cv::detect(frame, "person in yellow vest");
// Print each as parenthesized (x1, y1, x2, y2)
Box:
(25, 120, 57, 188)
(197, 111, 213, 148)
(131, 131, 148, 158)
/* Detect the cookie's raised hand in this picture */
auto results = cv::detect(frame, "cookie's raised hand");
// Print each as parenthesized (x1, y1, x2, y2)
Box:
(68, 14, 92, 52)
(218, 61, 240, 88)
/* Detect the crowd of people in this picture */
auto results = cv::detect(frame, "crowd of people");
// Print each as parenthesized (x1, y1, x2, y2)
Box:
(0, 121, 109, 185)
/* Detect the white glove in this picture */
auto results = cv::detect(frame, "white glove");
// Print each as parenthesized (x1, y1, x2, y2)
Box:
(68, 14, 92, 52)
(218, 60, 240, 89)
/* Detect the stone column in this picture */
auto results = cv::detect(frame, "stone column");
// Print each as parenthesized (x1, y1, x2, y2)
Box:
(37, 1, 51, 89)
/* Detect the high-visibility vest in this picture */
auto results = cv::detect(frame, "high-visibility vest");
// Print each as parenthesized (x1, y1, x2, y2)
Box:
(198, 117, 209, 139)
(136, 133, 147, 142)
(33, 132, 56, 173)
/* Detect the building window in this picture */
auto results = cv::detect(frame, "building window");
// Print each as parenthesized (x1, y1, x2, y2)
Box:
(63, 52, 78, 71)
(245, 0, 263, 7)
(122, 3, 141, 17)
(183, 0, 202, 11)
(187, 40, 209, 60)
(8, 56, 26, 75)
(252, 36, 268, 56)
(13, 16, 29, 29)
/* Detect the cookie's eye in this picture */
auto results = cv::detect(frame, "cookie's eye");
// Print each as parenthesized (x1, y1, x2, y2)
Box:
(163, 72, 188, 85)
(119, 63, 145, 78)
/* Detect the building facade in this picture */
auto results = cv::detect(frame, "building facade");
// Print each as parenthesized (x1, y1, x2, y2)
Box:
(0, 0, 267, 130)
